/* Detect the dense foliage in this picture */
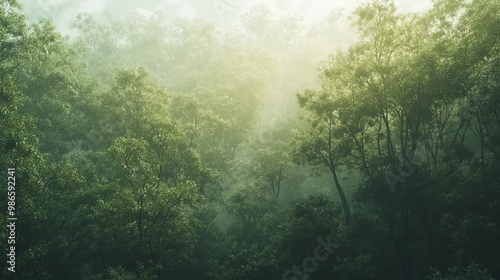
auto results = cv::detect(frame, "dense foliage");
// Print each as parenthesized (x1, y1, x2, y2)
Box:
(1, 0, 499, 279)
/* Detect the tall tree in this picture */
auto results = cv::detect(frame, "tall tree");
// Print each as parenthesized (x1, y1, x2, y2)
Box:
(295, 89, 353, 226)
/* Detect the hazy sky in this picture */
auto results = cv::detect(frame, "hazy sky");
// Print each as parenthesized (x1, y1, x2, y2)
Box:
(19, 0, 433, 34)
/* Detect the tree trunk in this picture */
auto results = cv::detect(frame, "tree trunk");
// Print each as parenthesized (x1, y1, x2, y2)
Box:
(330, 164, 351, 226)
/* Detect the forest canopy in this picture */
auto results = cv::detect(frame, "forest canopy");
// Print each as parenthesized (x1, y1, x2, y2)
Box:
(1, 0, 499, 279)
